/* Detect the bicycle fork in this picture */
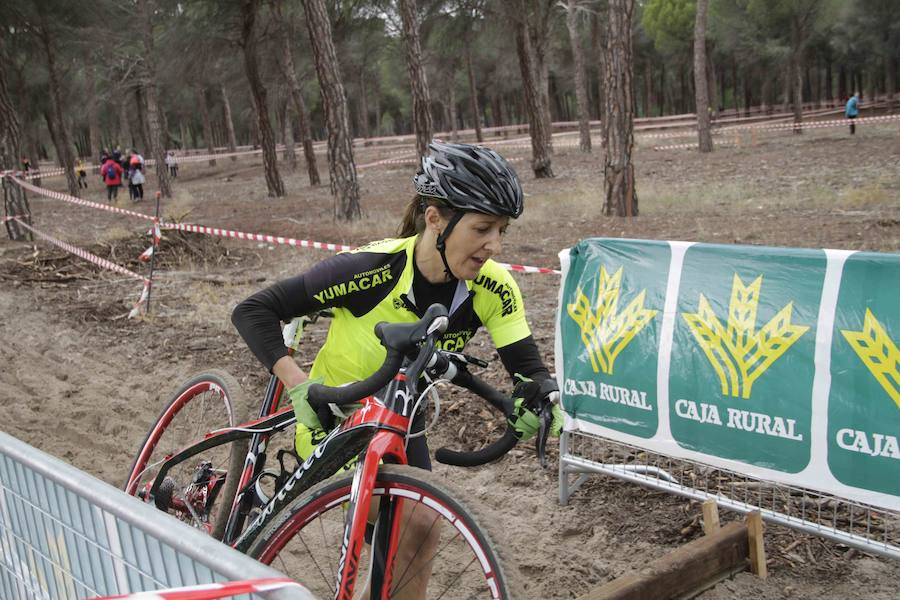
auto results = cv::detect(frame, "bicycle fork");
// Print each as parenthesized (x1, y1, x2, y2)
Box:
(334, 430, 408, 600)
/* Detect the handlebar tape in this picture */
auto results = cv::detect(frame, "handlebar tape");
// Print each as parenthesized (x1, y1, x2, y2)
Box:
(435, 429, 519, 467)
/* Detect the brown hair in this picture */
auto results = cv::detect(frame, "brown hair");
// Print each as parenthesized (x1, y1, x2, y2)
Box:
(396, 195, 455, 238)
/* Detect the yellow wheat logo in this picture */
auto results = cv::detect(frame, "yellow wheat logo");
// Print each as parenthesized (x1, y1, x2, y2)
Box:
(841, 309, 900, 410)
(566, 266, 658, 375)
(682, 274, 809, 399)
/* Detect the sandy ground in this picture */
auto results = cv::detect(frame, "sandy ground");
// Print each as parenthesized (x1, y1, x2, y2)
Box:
(2, 119, 899, 598)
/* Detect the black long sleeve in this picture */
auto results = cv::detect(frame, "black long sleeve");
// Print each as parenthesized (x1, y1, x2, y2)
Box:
(497, 335, 551, 385)
(231, 274, 314, 371)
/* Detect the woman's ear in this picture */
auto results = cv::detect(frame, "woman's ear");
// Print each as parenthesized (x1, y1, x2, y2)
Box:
(423, 205, 444, 233)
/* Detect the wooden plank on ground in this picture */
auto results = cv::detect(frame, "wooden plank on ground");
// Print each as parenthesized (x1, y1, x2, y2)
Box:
(577, 521, 749, 600)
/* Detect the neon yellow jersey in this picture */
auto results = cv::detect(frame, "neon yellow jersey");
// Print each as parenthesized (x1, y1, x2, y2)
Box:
(305, 236, 532, 386)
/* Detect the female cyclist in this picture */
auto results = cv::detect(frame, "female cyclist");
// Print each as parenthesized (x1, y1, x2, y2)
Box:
(232, 140, 562, 597)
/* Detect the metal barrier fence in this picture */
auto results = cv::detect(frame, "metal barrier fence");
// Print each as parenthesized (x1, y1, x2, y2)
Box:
(559, 430, 900, 561)
(0, 431, 315, 600)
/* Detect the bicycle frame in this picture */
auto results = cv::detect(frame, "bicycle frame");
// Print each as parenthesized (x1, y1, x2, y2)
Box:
(134, 306, 515, 598)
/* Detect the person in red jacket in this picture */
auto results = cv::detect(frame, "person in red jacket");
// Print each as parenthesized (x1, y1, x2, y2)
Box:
(101, 158, 124, 202)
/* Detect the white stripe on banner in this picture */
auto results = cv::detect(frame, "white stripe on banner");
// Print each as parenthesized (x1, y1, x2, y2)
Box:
(656, 241, 695, 442)
(807, 249, 855, 485)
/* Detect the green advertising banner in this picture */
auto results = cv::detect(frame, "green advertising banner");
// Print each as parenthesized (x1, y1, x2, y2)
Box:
(669, 244, 825, 473)
(558, 239, 900, 511)
(559, 239, 670, 438)
(828, 252, 900, 496)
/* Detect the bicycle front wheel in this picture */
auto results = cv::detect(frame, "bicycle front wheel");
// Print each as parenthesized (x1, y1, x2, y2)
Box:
(124, 370, 248, 540)
(245, 464, 522, 599)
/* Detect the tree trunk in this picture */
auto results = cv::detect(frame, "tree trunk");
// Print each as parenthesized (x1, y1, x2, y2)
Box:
(509, 0, 553, 178)
(644, 67, 653, 118)
(358, 70, 371, 139)
(662, 62, 669, 115)
(26, 123, 42, 186)
(38, 24, 78, 197)
(761, 75, 772, 113)
(241, 0, 285, 197)
(825, 56, 833, 105)
(693, 0, 712, 152)
(134, 86, 150, 153)
(274, 0, 320, 186)
(529, 12, 553, 155)
(886, 55, 896, 112)
(139, 0, 172, 198)
(280, 94, 297, 170)
(220, 83, 238, 161)
(707, 47, 718, 117)
(302, 0, 360, 219)
(398, 0, 433, 161)
(117, 90, 131, 151)
(84, 67, 101, 161)
(590, 12, 605, 122)
(790, 17, 804, 133)
(603, 0, 638, 217)
(0, 62, 22, 171)
(196, 86, 217, 166)
(374, 93, 382, 135)
(565, 0, 592, 153)
(448, 84, 459, 141)
(464, 44, 483, 143)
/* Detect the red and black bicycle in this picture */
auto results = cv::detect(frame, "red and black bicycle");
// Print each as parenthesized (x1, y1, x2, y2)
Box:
(125, 304, 548, 599)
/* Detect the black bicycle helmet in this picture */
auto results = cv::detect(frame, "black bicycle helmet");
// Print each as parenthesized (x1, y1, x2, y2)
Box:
(413, 141, 524, 218)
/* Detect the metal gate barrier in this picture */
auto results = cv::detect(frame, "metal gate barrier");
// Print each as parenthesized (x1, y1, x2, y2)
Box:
(0, 431, 315, 600)
(560, 430, 900, 561)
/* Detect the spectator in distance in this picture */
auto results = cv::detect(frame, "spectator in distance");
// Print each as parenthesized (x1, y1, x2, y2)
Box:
(101, 155, 124, 202)
(845, 92, 860, 135)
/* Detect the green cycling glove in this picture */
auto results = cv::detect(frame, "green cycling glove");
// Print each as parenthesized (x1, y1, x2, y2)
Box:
(508, 374, 564, 441)
(288, 377, 325, 430)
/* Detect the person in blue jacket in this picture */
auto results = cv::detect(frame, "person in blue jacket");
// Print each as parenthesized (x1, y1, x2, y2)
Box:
(845, 92, 860, 134)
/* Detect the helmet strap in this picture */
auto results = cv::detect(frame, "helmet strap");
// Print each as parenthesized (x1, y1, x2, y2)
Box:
(434, 210, 465, 280)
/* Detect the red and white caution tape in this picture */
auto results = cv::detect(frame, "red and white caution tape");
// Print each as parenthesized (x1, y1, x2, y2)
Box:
(139, 222, 163, 262)
(160, 222, 354, 252)
(10, 176, 158, 221)
(12, 218, 150, 317)
(652, 141, 736, 151)
(12, 218, 148, 283)
(496, 262, 560, 275)
(128, 280, 150, 318)
(713, 112, 900, 134)
(7, 173, 560, 275)
(642, 112, 900, 142)
(161, 222, 559, 273)
(92, 577, 305, 600)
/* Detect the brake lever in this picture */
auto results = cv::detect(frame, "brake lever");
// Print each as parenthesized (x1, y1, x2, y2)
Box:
(535, 407, 551, 468)
(534, 379, 559, 469)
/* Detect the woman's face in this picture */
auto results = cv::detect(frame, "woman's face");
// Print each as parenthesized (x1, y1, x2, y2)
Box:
(433, 211, 509, 280)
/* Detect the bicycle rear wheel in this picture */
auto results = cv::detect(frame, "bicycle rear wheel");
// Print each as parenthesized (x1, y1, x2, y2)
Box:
(124, 370, 247, 540)
(245, 464, 522, 599)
